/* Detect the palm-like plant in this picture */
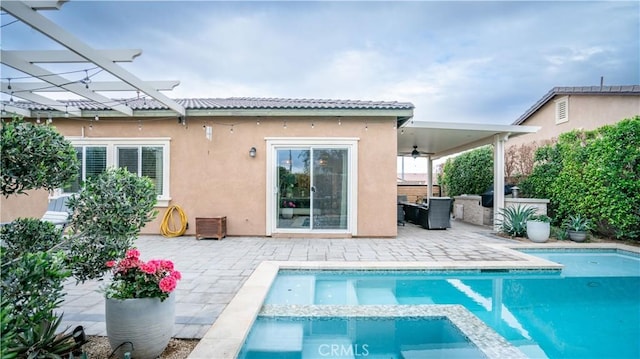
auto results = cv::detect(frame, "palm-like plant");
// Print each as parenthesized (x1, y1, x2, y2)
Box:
(563, 214, 592, 232)
(497, 205, 537, 237)
(9, 314, 79, 359)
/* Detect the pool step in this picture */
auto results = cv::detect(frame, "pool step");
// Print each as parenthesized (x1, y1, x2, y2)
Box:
(356, 287, 398, 304)
(244, 321, 303, 353)
(400, 343, 481, 359)
(315, 280, 358, 304)
(266, 275, 316, 304)
(302, 337, 357, 359)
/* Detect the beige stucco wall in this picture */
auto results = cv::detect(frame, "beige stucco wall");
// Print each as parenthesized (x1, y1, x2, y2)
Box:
(1, 116, 398, 237)
(508, 95, 640, 148)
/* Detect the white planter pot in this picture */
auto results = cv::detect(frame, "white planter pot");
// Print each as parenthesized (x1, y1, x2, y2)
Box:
(281, 207, 293, 219)
(106, 295, 175, 359)
(526, 220, 550, 243)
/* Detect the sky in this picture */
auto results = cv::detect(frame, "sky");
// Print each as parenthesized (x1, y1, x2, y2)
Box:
(1, 0, 639, 127)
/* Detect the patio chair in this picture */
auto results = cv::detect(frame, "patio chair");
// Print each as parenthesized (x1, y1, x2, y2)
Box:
(42, 195, 72, 230)
(397, 204, 405, 226)
(417, 197, 452, 230)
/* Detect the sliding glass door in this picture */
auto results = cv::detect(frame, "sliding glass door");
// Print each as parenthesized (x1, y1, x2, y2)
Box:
(275, 146, 349, 231)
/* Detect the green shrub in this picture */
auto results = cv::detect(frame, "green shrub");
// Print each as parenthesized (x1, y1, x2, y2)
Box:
(66, 167, 158, 282)
(519, 117, 640, 240)
(0, 118, 79, 196)
(0, 248, 69, 332)
(442, 146, 493, 197)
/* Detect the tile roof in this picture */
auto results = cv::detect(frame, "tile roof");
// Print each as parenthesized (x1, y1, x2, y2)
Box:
(513, 85, 640, 125)
(6, 97, 414, 112)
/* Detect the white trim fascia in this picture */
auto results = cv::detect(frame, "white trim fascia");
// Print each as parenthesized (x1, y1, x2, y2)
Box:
(404, 121, 540, 134)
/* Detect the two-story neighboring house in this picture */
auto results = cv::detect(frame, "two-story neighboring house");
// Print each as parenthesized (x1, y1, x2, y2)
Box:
(509, 85, 640, 146)
(505, 85, 640, 178)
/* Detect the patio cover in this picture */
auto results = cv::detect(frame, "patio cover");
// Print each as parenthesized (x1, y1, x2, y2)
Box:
(397, 121, 539, 229)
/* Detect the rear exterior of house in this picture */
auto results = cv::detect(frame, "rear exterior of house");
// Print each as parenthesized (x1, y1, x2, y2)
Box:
(1, 98, 413, 238)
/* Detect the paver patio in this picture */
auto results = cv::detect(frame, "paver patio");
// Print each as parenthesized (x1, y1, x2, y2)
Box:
(59, 220, 522, 339)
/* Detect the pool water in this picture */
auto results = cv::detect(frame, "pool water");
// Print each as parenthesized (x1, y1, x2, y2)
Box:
(239, 316, 485, 359)
(249, 250, 640, 359)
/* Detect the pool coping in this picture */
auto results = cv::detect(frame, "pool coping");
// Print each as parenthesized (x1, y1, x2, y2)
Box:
(187, 243, 639, 358)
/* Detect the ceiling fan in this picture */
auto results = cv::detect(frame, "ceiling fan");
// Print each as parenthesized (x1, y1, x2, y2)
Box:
(411, 146, 421, 158)
(403, 145, 432, 159)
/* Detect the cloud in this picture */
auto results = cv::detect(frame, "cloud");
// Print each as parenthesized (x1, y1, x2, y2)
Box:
(2, 0, 638, 124)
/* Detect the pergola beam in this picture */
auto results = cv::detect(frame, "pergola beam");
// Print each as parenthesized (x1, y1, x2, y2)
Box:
(2, 50, 133, 116)
(5, 49, 142, 63)
(1, 1, 186, 116)
(21, 0, 67, 10)
(2, 80, 180, 92)
(6, 91, 81, 116)
(2, 104, 31, 117)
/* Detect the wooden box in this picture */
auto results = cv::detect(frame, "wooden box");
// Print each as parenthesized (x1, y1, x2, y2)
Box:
(195, 216, 227, 240)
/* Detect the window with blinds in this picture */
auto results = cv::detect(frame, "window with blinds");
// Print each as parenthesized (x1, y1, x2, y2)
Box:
(64, 146, 107, 193)
(63, 139, 170, 205)
(117, 146, 164, 196)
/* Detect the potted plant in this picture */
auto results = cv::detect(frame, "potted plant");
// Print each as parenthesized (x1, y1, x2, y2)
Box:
(563, 214, 592, 242)
(281, 200, 296, 219)
(104, 248, 182, 359)
(497, 205, 537, 238)
(526, 213, 552, 243)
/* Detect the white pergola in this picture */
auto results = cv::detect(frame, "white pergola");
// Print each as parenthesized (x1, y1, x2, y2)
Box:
(397, 121, 539, 228)
(1, 0, 185, 117)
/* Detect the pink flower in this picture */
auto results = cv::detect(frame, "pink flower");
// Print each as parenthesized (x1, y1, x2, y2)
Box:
(170, 270, 182, 280)
(106, 248, 181, 301)
(139, 262, 157, 274)
(160, 260, 174, 271)
(119, 258, 138, 270)
(159, 276, 177, 293)
(125, 248, 140, 259)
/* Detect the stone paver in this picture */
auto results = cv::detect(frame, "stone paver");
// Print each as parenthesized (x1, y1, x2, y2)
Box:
(59, 220, 520, 339)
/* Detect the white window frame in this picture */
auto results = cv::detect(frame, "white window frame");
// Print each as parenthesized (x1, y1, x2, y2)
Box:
(555, 96, 569, 124)
(64, 137, 172, 207)
(265, 137, 359, 236)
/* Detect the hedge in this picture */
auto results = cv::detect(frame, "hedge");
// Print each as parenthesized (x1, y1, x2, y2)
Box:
(521, 117, 639, 240)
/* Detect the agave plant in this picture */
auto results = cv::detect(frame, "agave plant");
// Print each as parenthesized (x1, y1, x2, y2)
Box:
(497, 205, 537, 237)
(9, 314, 79, 359)
(563, 214, 593, 232)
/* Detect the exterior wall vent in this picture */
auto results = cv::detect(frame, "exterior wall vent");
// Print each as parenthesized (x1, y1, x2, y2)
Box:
(555, 96, 569, 124)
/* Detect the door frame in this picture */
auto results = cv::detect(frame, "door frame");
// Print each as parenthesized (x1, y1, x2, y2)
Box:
(265, 137, 359, 236)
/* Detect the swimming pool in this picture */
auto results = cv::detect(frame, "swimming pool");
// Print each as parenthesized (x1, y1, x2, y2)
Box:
(241, 249, 639, 359)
